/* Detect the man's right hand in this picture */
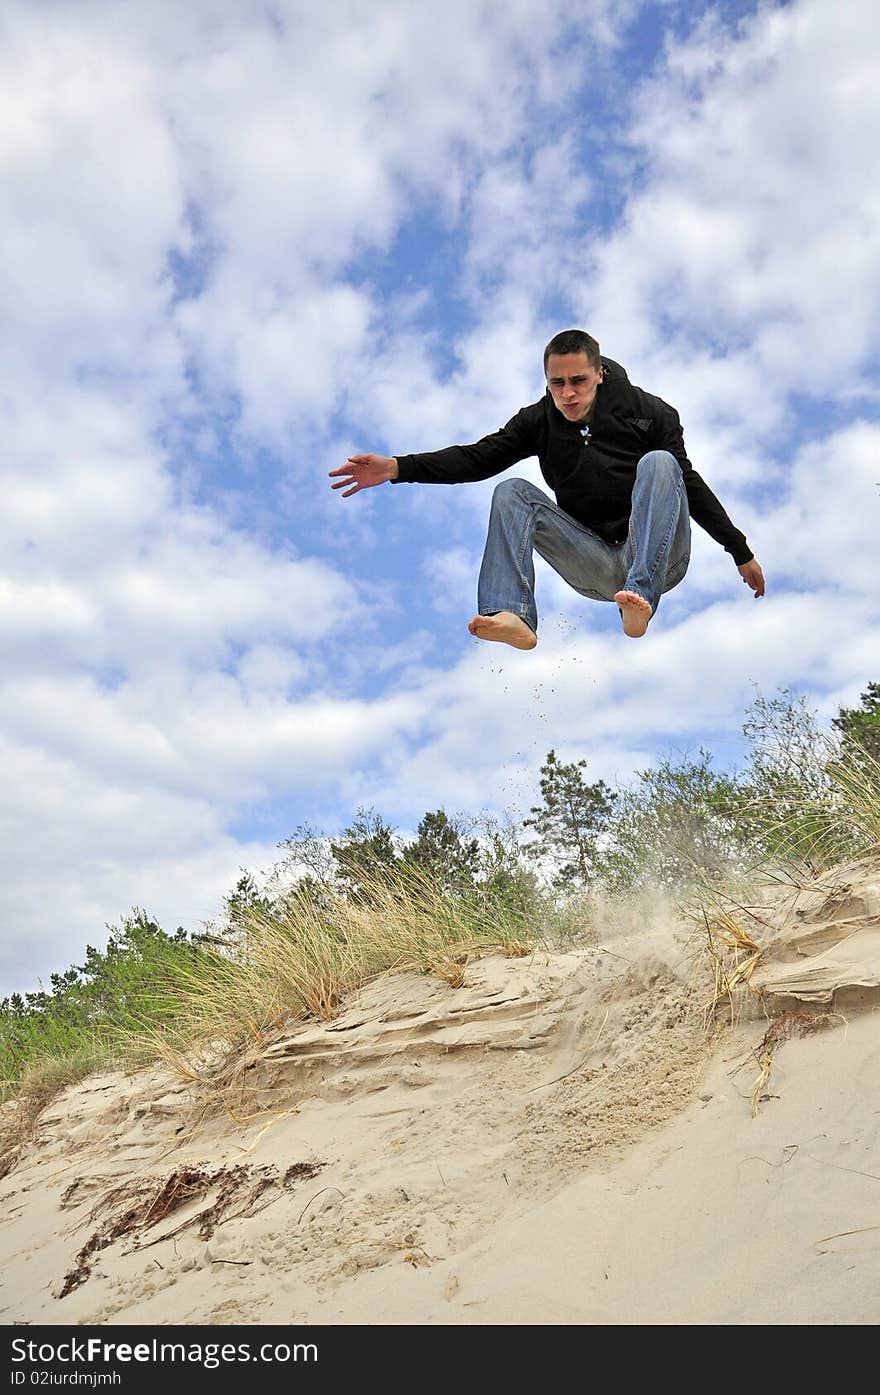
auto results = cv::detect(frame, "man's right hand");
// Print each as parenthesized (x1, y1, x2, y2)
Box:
(738, 558, 766, 597)
(329, 453, 398, 497)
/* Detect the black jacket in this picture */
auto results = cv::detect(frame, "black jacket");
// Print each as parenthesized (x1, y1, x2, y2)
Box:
(394, 356, 753, 565)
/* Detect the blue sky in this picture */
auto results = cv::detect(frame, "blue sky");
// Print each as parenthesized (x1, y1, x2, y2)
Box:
(2, 0, 878, 993)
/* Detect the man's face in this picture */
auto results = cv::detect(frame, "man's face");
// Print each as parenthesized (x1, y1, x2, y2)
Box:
(545, 352, 603, 422)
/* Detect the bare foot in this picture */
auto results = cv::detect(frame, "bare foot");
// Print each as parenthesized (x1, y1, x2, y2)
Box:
(468, 611, 537, 650)
(614, 590, 652, 638)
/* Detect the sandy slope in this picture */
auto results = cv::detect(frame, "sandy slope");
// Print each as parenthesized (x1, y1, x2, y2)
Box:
(2, 862, 879, 1326)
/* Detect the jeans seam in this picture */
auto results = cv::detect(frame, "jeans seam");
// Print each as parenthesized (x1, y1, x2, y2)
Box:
(516, 494, 534, 619)
(646, 479, 685, 587)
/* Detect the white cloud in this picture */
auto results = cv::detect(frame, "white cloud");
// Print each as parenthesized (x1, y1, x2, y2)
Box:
(756, 421, 880, 592)
(0, 730, 279, 993)
(0, 17, 186, 398)
(422, 546, 481, 616)
(584, 0, 880, 410)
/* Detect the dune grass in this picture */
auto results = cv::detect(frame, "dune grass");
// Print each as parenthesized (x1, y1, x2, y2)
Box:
(741, 738, 880, 871)
(1, 864, 545, 1161)
(131, 863, 545, 1071)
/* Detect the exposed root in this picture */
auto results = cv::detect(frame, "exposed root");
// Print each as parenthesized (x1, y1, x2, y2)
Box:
(57, 1159, 324, 1298)
(749, 1010, 838, 1117)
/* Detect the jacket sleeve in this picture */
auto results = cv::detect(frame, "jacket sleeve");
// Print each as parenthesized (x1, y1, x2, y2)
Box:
(654, 403, 754, 566)
(393, 404, 541, 485)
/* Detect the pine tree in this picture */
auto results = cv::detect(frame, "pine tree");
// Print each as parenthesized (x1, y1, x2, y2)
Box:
(524, 749, 616, 890)
(832, 682, 880, 762)
(402, 809, 481, 893)
(329, 807, 398, 902)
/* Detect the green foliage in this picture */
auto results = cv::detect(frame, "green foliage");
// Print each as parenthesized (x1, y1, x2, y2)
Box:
(223, 872, 277, 930)
(735, 688, 853, 865)
(832, 682, 880, 763)
(602, 748, 747, 892)
(741, 688, 831, 803)
(279, 805, 541, 919)
(401, 810, 481, 893)
(329, 807, 398, 904)
(0, 911, 200, 1101)
(471, 811, 544, 919)
(276, 822, 335, 889)
(524, 749, 616, 890)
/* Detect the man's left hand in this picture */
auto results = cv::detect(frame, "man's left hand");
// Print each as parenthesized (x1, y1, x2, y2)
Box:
(738, 559, 765, 597)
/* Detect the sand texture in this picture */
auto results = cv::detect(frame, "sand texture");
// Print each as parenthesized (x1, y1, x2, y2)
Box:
(2, 861, 879, 1326)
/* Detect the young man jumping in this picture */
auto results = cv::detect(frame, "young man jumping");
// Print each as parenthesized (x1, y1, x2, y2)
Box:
(329, 329, 765, 646)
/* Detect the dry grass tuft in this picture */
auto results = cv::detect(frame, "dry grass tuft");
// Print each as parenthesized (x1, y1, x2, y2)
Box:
(697, 899, 765, 1019)
(501, 939, 532, 958)
(426, 953, 469, 988)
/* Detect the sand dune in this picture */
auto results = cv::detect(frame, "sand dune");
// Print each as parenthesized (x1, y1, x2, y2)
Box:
(2, 860, 878, 1326)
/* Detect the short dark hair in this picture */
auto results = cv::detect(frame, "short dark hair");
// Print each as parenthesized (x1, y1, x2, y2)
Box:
(543, 329, 601, 373)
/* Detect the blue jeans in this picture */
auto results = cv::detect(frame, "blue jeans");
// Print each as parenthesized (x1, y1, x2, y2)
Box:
(477, 450, 691, 634)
